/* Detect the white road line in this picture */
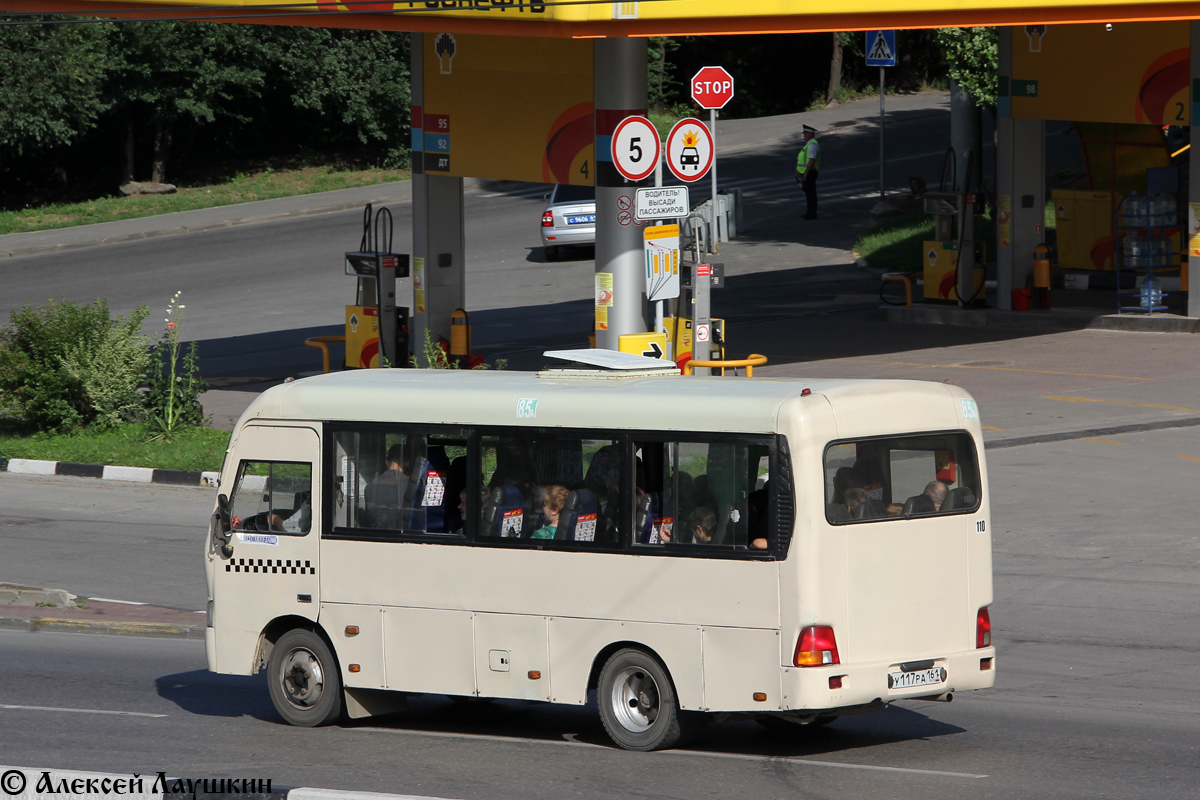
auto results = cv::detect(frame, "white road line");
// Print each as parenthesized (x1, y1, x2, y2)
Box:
(0, 704, 166, 718)
(87, 598, 148, 606)
(348, 726, 985, 779)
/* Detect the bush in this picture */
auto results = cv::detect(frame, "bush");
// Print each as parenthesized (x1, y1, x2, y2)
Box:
(0, 299, 149, 431)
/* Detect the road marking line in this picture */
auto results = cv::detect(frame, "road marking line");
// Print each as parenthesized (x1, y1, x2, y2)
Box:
(982, 425, 1007, 431)
(0, 704, 166, 718)
(348, 727, 985, 778)
(1179, 455, 1200, 463)
(832, 359, 1159, 381)
(1040, 395, 1198, 412)
(1083, 438, 1128, 445)
(88, 597, 148, 606)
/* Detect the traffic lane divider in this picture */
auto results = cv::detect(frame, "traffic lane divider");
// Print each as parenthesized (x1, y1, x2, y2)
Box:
(0, 458, 217, 488)
(0, 599, 206, 640)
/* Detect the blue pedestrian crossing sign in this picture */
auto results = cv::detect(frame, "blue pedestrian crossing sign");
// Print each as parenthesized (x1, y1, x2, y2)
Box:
(865, 30, 897, 67)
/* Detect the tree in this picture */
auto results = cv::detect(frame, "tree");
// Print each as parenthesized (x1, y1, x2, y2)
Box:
(276, 28, 412, 167)
(648, 37, 682, 113)
(935, 27, 999, 109)
(0, 18, 112, 157)
(108, 21, 268, 183)
(827, 32, 845, 105)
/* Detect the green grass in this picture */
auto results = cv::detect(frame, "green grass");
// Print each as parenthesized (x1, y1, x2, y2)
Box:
(0, 420, 229, 472)
(0, 164, 411, 236)
(854, 208, 1002, 274)
(854, 214, 939, 274)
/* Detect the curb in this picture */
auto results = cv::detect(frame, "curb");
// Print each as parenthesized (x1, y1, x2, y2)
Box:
(0, 616, 205, 640)
(0, 457, 217, 488)
(0, 177, 517, 261)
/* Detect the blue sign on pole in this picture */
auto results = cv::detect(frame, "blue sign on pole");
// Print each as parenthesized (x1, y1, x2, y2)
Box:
(865, 30, 897, 67)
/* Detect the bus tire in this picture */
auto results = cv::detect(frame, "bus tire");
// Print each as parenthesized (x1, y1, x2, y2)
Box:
(268, 628, 343, 727)
(598, 648, 693, 751)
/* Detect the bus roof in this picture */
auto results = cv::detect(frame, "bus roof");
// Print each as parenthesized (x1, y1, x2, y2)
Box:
(235, 369, 973, 436)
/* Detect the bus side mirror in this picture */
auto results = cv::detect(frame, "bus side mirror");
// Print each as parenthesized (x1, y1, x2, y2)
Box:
(215, 494, 235, 558)
(216, 494, 232, 534)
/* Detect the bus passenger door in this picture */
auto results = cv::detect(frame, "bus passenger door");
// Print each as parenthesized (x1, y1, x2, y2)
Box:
(212, 425, 321, 673)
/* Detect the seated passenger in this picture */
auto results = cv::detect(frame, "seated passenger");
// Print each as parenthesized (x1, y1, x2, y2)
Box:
(832, 466, 862, 504)
(366, 444, 414, 529)
(747, 485, 769, 550)
(924, 480, 948, 511)
(843, 487, 869, 518)
(684, 506, 717, 544)
(531, 485, 569, 540)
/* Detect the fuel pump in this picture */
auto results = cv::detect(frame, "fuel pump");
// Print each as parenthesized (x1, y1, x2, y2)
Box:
(677, 261, 725, 375)
(344, 204, 411, 369)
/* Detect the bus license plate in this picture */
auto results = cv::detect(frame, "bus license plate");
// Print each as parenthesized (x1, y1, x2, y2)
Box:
(889, 667, 945, 690)
(566, 215, 595, 225)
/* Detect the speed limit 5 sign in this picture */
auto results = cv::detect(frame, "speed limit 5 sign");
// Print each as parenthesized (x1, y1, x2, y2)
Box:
(610, 116, 661, 182)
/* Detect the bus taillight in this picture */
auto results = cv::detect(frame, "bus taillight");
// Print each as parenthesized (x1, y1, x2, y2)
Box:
(794, 625, 840, 667)
(977, 606, 992, 648)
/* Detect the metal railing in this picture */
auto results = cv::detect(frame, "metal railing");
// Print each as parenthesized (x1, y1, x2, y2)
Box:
(303, 336, 345, 374)
(682, 354, 767, 377)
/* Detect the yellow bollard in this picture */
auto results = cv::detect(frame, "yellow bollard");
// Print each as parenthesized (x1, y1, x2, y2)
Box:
(450, 308, 471, 367)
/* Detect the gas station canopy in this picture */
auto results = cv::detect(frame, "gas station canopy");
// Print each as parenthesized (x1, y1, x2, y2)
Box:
(14, 0, 1200, 37)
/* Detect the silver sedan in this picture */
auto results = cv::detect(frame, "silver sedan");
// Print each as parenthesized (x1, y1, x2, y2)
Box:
(540, 184, 596, 261)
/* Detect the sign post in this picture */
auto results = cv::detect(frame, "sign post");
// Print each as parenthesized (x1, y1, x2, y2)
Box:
(690, 67, 735, 253)
(865, 30, 897, 200)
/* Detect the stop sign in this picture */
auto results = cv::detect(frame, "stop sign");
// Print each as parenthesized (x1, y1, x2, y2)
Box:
(691, 66, 735, 109)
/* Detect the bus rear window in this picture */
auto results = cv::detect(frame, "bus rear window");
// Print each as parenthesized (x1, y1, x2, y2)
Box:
(824, 432, 980, 524)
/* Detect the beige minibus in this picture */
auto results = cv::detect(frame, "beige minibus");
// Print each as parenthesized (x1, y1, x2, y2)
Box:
(205, 368, 994, 750)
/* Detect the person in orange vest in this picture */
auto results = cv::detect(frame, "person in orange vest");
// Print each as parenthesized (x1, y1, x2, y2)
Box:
(795, 124, 821, 220)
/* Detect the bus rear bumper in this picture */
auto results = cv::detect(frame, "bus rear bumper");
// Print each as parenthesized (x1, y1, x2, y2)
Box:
(781, 647, 996, 712)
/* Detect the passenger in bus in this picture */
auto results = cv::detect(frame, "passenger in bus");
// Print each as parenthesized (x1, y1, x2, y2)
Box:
(924, 480, 949, 511)
(832, 467, 862, 504)
(531, 485, 569, 539)
(366, 444, 415, 529)
(684, 506, 717, 544)
(746, 485, 769, 550)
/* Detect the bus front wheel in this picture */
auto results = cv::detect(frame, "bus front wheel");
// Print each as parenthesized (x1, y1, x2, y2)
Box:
(598, 648, 695, 751)
(268, 628, 343, 727)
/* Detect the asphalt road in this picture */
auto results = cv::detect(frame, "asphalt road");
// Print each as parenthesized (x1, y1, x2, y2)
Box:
(2, 421, 1198, 798)
(0, 91, 1038, 381)
(4, 92, 1195, 797)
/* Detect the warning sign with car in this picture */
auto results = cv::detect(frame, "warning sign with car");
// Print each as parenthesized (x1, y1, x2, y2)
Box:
(665, 118, 713, 182)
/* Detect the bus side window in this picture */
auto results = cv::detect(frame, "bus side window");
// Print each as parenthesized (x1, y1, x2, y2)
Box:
(635, 439, 763, 549)
(229, 461, 312, 535)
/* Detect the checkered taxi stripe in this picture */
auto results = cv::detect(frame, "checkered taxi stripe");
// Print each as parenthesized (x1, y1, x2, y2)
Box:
(226, 558, 315, 574)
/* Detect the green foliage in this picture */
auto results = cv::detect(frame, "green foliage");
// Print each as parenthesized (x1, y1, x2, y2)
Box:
(648, 37, 683, 113)
(0, 17, 114, 156)
(144, 292, 207, 439)
(278, 28, 412, 168)
(59, 310, 152, 429)
(0, 299, 148, 431)
(108, 21, 268, 128)
(936, 28, 999, 109)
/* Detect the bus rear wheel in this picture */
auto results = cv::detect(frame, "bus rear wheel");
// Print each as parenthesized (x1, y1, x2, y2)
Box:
(268, 628, 343, 727)
(598, 648, 694, 751)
